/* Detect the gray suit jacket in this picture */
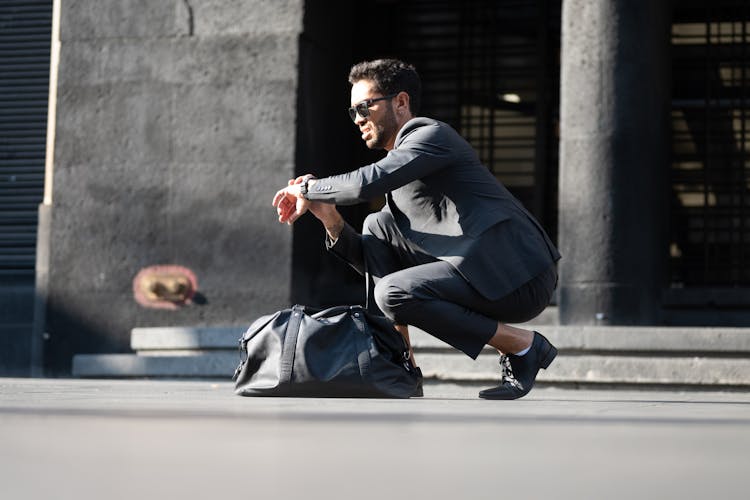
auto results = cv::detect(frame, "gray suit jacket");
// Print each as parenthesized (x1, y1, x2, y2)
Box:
(305, 117, 561, 300)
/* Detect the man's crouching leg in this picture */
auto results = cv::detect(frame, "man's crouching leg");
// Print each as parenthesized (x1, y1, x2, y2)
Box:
(394, 324, 416, 368)
(393, 324, 423, 397)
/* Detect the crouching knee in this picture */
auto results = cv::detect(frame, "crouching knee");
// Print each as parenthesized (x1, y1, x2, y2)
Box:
(373, 274, 417, 324)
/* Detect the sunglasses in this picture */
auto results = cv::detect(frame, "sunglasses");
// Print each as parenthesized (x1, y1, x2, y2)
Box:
(347, 93, 398, 122)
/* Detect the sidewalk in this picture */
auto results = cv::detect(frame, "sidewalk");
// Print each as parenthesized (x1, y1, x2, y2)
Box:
(2, 378, 749, 500)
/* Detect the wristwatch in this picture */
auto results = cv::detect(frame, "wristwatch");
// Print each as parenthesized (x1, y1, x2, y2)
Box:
(300, 176, 314, 198)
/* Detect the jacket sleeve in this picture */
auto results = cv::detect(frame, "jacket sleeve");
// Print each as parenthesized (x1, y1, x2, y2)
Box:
(324, 221, 365, 276)
(305, 121, 453, 205)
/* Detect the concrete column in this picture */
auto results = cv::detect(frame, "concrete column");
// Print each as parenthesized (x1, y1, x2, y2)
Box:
(558, 0, 672, 325)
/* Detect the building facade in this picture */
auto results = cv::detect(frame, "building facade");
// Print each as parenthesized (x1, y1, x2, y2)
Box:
(0, 0, 748, 375)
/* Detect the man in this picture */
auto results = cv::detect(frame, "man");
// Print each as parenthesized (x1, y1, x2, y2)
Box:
(273, 59, 561, 400)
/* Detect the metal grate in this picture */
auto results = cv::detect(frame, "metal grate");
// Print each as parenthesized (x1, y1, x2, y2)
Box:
(457, 0, 559, 229)
(387, 0, 561, 236)
(670, 0, 750, 287)
(0, 0, 51, 280)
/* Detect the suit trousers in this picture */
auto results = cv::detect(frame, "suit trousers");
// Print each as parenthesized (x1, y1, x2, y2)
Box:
(361, 211, 557, 359)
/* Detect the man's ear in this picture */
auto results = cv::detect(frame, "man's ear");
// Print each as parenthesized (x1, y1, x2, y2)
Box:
(395, 91, 411, 117)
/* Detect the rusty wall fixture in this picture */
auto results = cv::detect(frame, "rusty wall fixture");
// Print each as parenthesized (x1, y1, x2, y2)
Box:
(133, 265, 198, 310)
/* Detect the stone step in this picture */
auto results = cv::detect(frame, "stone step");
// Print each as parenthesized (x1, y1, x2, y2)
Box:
(124, 306, 556, 352)
(72, 350, 750, 388)
(128, 324, 750, 355)
(411, 326, 750, 354)
(130, 326, 243, 351)
(524, 305, 559, 325)
(72, 319, 750, 387)
(73, 353, 237, 379)
(417, 353, 750, 387)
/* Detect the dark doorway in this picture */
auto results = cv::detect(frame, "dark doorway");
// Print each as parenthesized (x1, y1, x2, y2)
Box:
(667, 0, 750, 316)
(294, 0, 562, 308)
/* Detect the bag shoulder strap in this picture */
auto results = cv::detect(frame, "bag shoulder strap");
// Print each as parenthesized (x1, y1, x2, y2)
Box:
(279, 304, 305, 384)
(349, 306, 372, 382)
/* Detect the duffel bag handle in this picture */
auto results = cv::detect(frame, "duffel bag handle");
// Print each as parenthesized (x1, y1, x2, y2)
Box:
(309, 304, 363, 319)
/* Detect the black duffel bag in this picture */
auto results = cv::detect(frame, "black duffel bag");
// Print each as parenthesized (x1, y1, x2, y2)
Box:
(233, 304, 420, 398)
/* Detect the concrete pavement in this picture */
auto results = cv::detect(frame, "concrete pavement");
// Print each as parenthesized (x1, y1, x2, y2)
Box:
(1, 378, 749, 500)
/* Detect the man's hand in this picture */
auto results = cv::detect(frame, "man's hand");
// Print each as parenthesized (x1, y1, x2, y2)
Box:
(272, 177, 310, 225)
(272, 175, 344, 239)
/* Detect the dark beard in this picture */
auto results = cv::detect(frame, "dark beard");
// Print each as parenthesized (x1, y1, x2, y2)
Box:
(366, 105, 399, 150)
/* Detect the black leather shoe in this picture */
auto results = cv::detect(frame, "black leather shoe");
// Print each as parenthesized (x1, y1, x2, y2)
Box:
(412, 367, 424, 397)
(478, 331, 557, 400)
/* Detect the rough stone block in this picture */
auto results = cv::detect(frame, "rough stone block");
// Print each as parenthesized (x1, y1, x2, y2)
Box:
(58, 35, 300, 88)
(47, 157, 293, 303)
(54, 83, 173, 167)
(171, 35, 300, 85)
(170, 82, 297, 166)
(61, 0, 191, 40)
(47, 164, 170, 295)
(192, 0, 303, 36)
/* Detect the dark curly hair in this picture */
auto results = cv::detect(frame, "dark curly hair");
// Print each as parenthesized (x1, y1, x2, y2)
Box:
(348, 59, 421, 116)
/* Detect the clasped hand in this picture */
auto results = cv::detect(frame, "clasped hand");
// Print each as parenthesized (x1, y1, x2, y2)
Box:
(272, 175, 312, 225)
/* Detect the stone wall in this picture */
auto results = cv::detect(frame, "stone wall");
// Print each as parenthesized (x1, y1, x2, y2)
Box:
(43, 0, 303, 373)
